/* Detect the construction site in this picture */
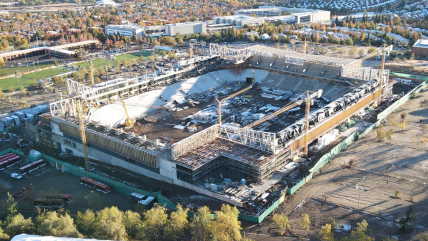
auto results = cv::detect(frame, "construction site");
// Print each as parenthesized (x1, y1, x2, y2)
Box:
(32, 43, 400, 216)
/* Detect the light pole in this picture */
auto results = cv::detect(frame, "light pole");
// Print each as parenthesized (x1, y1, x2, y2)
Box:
(357, 176, 365, 210)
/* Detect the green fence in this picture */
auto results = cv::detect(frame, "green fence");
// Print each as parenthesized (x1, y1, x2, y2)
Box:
(287, 178, 306, 195)
(378, 79, 428, 120)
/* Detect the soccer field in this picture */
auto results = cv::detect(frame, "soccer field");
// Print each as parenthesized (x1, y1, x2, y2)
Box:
(0, 67, 70, 91)
(73, 50, 155, 68)
(0, 61, 57, 77)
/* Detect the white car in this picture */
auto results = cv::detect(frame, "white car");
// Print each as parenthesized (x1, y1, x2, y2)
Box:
(11, 173, 22, 179)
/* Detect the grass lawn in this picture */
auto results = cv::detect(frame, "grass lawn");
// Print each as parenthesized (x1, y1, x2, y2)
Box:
(72, 50, 157, 69)
(0, 67, 70, 91)
(0, 61, 57, 76)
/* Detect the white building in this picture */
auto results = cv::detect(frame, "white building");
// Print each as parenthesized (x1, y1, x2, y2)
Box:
(96, 0, 116, 6)
(291, 10, 330, 24)
(212, 15, 264, 27)
(164, 22, 207, 36)
(234, 8, 282, 16)
(105, 24, 144, 38)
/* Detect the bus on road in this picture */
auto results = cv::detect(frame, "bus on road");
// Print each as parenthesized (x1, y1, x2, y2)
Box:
(34, 198, 65, 209)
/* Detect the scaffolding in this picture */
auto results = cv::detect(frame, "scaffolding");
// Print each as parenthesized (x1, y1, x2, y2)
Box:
(175, 139, 291, 183)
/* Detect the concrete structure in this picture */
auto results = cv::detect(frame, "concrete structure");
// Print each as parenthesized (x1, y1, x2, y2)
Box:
(41, 44, 387, 207)
(412, 39, 428, 57)
(212, 15, 264, 27)
(165, 22, 206, 36)
(105, 24, 144, 38)
(291, 10, 330, 24)
(0, 40, 99, 63)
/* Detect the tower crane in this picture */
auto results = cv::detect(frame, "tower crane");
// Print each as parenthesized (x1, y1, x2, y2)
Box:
(215, 64, 259, 124)
(119, 102, 173, 128)
(76, 98, 90, 171)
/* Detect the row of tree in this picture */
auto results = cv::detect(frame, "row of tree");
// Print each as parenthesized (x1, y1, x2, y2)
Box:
(0, 193, 243, 241)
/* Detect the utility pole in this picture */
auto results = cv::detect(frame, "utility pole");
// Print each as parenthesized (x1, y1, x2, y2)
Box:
(304, 90, 310, 156)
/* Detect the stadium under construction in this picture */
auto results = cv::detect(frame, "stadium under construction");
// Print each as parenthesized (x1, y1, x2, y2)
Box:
(40, 44, 392, 210)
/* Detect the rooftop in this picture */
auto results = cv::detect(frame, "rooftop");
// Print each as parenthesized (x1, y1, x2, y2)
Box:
(413, 39, 428, 48)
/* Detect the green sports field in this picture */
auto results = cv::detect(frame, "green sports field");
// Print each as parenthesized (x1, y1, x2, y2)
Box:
(0, 50, 156, 91)
(72, 50, 156, 68)
(0, 61, 57, 77)
(0, 67, 70, 91)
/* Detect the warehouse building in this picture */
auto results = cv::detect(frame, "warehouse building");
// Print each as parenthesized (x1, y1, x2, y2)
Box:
(164, 22, 206, 36)
(290, 10, 330, 24)
(105, 24, 144, 38)
(412, 39, 428, 57)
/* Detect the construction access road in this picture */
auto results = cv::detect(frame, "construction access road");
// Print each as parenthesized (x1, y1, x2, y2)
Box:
(244, 86, 428, 240)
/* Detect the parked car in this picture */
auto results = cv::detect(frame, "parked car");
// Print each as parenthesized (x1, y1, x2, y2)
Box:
(11, 173, 22, 179)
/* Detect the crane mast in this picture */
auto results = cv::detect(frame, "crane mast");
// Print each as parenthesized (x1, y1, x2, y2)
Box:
(89, 60, 95, 87)
(76, 98, 90, 171)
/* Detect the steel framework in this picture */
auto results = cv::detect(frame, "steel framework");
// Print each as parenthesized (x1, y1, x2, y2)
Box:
(341, 67, 390, 85)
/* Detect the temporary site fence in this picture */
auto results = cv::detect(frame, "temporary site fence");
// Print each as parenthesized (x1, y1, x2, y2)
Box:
(286, 76, 428, 198)
(2, 76, 426, 224)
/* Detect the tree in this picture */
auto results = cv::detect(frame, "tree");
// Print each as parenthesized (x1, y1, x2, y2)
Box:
(399, 120, 407, 132)
(53, 60, 58, 67)
(0, 226, 9, 240)
(341, 220, 374, 241)
(52, 75, 60, 85)
(332, 46, 339, 52)
(399, 206, 417, 232)
(38, 212, 82, 237)
(148, 55, 155, 62)
(8, 85, 14, 93)
(122, 59, 129, 69)
(358, 49, 365, 57)
(191, 206, 212, 241)
(94, 206, 127, 241)
(0, 193, 17, 221)
(31, 79, 38, 89)
(338, 49, 346, 56)
(299, 214, 310, 236)
(114, 59, 121, 71)
(123, 210, 144, 240)
(75, 209, 96, 234)
(213, 204, 241, 241)
(0, 58, 5, 67)
(377, 125, 386, 142)
(386, 129, 395, 143)
(165, 204, 189, 240)
(4, 214, 34, 237)
(95, 77, 101, 84)
(319, 224, 335, 241)
(345, 38, 354, 45)
(143, 203, 168, 239)
(188, 48, 193, 58)
(270, 213, 290, 235)
(0, 90, 6, 100)
(348, 47, 358, 56)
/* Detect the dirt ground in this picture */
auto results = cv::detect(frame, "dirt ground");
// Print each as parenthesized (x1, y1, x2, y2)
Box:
(0, 162, 133, 219)
(242, 86, 428, 240)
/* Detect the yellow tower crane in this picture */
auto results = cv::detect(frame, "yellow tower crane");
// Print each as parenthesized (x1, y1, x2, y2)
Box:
(76, 98, 90, 171)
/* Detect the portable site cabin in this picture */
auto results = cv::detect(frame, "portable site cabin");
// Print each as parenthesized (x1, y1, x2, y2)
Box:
(14, 112, 26, 122)
(130, 192, 145, 202)
(139, 196, 155, 207)
(10, 115, 20, 126)
(1, 117, 15, 126)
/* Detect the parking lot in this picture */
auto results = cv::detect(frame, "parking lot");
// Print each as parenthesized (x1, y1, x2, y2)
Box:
(0, 161, 133, 217)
